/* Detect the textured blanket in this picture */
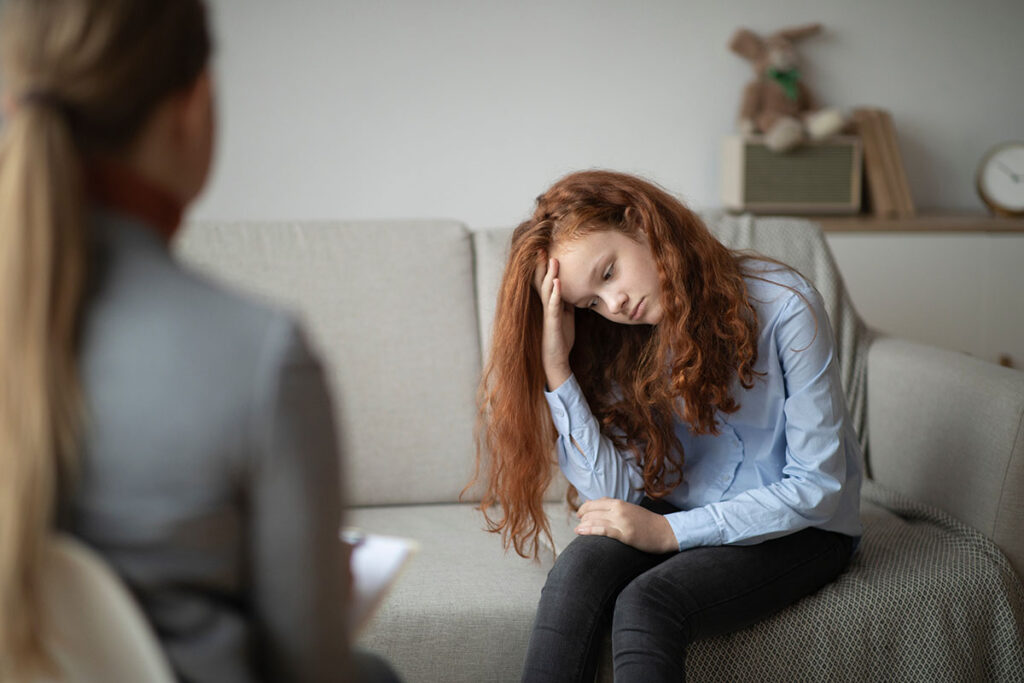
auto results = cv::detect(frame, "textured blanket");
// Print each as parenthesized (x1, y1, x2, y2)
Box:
(686, 479, 1024, 681)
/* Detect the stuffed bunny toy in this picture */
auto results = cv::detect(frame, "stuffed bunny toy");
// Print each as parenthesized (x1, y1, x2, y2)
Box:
(729, 23, 845, 152)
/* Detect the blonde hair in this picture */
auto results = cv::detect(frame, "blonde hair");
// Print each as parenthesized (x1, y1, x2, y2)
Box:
(0, 0, 210, 678)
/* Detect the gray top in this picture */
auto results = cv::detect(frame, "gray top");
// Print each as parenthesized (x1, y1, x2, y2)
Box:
(64, 210, 349, 682)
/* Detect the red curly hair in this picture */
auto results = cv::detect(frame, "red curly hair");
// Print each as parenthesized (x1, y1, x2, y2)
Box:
(474, 170, 762, 558)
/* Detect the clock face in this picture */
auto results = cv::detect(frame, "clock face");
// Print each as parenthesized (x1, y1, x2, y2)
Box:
(978, 142, 1024, 215)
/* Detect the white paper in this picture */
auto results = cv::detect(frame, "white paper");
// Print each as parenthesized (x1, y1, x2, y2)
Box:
(341, 529, 418, 633)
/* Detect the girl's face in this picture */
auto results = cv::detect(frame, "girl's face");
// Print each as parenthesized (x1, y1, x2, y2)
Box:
(550, 229, 663, 325)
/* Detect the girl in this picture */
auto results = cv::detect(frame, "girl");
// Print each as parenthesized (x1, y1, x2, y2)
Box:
(477, 170, 862, 681)
(0, 1, 394, 681)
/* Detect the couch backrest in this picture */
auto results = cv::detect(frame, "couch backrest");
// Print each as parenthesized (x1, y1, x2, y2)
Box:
(471, 227, 514, 364)
(174, 215, 867, 509)
(175, 221, 482, 506)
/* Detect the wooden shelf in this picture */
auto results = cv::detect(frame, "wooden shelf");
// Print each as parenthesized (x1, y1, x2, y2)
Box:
(812, 212, 1024, 233)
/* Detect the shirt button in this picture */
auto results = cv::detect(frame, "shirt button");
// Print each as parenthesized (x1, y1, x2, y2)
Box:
(555, 409, 564, 417)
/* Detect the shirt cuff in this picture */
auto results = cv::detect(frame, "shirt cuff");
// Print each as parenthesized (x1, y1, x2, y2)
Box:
(664, 507, 722, 551)
(543, 374, 593, 437)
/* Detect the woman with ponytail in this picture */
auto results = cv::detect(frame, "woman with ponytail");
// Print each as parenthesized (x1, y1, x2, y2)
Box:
(0, 2, 396, 681)
(477, 170, 862, 681)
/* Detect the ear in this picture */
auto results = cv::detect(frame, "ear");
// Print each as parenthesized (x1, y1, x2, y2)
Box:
(165, 68, 215, 201)
(775, 23, 823, 43)
(174, 68, 214, 143)
(729, 28, 764, 61)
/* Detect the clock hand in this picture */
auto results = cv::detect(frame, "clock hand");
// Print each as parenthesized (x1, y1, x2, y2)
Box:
(995, 160, 1021, 183)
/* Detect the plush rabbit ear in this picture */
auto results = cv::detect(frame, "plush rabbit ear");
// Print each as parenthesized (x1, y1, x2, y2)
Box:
(775, 23, 823, 43)
(729, 28, 764, 60)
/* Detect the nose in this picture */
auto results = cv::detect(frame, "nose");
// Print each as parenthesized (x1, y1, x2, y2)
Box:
(604, 291, 628, 315)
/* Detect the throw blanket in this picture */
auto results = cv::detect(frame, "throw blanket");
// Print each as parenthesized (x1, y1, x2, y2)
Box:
(687, 479, 1024, 681)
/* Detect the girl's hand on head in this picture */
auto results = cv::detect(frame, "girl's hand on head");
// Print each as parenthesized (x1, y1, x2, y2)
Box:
(534, 257, 574, 390)
(575, 498, 677, 554)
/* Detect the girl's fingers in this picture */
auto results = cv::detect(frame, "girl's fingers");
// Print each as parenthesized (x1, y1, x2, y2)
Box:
(549, 278, 561, 312)
(535, 257, 555, 298)
(575, 524, 621, 542)
(577, 498, 614, 517)
(533, 260, 548, 295)
(577, 513, 615, 529)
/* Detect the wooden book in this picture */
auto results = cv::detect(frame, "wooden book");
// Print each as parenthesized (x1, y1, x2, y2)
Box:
(872, 108, 901, 217)
(878, 109, 916, 217)
(852, 108, 894, 217)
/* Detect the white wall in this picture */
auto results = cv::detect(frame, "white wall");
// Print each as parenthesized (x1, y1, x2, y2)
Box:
(195, 1, 1023, 366)
(197, 0, 1024, 226)
(826, 232, 1024, 367)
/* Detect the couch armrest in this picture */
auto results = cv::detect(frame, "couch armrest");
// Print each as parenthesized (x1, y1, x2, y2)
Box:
(867, 336, 1024, 578)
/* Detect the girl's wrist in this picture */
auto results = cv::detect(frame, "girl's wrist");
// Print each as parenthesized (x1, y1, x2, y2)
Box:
(544, 365, 571, 391)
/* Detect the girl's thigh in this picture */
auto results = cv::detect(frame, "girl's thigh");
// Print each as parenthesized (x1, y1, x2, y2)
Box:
(614, 527, 854, 641)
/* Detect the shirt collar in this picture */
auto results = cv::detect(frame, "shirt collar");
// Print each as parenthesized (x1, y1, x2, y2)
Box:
(86, 160, 183, 244)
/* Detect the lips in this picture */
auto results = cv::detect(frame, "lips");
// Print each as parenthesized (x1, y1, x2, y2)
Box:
(630, 298, 645, 321)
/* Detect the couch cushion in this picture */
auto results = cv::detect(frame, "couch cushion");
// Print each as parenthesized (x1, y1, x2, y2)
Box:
(354, 485, 1024, 682)
(175, 221, 481, 506)
(348, 503, 569, 682)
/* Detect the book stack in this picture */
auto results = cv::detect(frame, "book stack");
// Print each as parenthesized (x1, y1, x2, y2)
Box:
(850, 107, 915, 218)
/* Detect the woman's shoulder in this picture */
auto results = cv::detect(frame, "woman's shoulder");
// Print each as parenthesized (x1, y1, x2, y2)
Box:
(86, 210, 310, 396)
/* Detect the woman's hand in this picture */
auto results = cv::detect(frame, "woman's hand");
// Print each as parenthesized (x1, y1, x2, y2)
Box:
(534, 257, 575, 390)
(576, 498, 678, 554)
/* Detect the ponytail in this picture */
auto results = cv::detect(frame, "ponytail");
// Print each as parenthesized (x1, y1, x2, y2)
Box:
(0, 0, 212, 672)
(0, 100, 87, 678)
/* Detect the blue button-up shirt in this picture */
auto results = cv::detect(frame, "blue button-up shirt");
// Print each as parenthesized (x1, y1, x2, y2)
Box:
(544, 263, 863, 551)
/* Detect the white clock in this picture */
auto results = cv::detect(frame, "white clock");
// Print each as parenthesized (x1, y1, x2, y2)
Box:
(976, 141, 1024, 217)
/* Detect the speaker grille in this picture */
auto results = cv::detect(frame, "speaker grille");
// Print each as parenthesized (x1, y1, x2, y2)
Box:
(744, 143, 854, 204)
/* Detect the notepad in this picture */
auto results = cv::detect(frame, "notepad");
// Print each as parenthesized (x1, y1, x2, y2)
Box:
(340, 528, 418, 633)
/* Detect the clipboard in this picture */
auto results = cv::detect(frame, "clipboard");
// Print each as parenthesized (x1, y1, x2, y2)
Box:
(341, 528, 419, 633)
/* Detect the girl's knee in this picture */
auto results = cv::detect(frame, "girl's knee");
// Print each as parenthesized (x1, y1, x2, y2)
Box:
(614, 575, 658, 617)
(549, 535, 623, 579)
(544, 535, 643, 597)
(613, 573, 690, 634)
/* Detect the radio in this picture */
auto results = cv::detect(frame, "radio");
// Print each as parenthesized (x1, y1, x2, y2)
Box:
(721, 134, 862, 214)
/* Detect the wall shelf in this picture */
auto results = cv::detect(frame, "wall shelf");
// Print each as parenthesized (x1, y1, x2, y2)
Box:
(811, 212, 1024, 233)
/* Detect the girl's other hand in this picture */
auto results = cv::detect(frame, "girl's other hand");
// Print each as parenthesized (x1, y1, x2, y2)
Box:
(576, 498, 678, 554)
(533, 257, 574, 390)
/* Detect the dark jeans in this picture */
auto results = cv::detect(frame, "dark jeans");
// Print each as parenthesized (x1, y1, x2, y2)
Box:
(521, 499, 855, 683)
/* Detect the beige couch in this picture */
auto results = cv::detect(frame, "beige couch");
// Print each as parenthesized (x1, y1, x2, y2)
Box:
(176, 214, 1024, 682)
